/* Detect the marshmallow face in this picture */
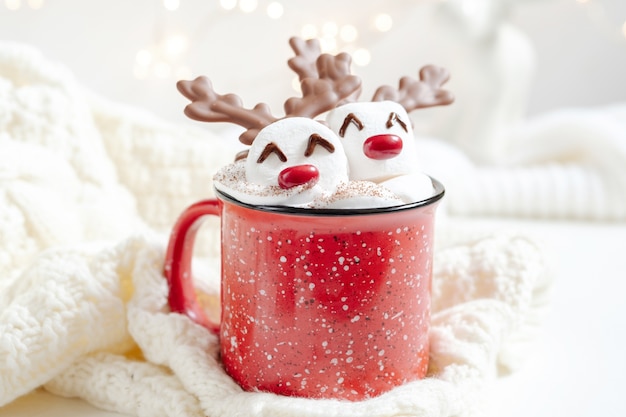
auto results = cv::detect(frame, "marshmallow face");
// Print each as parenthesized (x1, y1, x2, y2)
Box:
(213, 110, 433, 208)
(326, 101, 419, 182)
(226, 117, 349, 206)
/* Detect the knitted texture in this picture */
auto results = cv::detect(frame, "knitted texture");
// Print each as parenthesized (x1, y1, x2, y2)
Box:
(2, 234, 548, 417)
(434, 106, 626, 220)
(0, 42, 552, 416)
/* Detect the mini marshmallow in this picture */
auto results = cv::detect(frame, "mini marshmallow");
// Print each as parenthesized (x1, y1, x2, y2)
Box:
(326, 101, 420, 182)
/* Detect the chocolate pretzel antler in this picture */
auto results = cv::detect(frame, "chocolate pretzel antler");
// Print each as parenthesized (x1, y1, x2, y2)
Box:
(288, 37, 362, 104)
(287, 37, 322, 81)
(177, 50, 360, 162)
(372, 65, 454, 111)
(284, 52, 362, 118)
(177, 76, 277, 146)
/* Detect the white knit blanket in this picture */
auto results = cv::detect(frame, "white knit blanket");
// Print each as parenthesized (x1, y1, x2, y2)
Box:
(0, 41, 560, 416)
(418, 108, 626, 220)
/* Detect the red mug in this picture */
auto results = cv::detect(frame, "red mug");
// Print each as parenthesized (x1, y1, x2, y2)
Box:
(164, 179, 444, 400)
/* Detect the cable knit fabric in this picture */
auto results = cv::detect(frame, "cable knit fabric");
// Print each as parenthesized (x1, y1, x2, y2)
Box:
(422, 106, 626, 221)
(0, 42, 554, 416)
(2, 234, 549, 417)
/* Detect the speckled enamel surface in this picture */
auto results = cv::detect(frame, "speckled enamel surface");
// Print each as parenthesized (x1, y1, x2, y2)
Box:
(218, 201, 437, 400)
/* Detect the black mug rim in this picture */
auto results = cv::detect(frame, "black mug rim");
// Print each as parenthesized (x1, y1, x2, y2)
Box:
(214, 176, 445, 217)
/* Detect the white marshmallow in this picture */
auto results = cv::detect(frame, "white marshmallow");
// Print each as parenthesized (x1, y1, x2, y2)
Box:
(326, 101, 420, 182)
(214, 113, 435, 209)
(379, 173, 434, 204)
(215, 117, 349, 207)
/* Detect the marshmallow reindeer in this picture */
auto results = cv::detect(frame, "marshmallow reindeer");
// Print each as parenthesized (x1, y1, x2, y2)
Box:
(289, 37, 454, 202)
(325, 100, 419, 183)
(176, 52, 361, 206)
(242, 117, 347, 205)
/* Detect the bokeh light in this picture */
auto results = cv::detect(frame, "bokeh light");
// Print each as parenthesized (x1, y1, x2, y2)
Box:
(163, 0, 180, 11)
(4, 0, 21, 11)
(340, 24, 358, 42)
(352, 48, 371, 66)
(219, 0, 237, 11)
(267, 1, 283, 19)
(374, 13, 393, 32)
(239, 0, 258, 13)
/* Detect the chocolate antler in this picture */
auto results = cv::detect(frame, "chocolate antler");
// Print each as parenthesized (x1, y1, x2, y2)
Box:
(287, 37, 322, 81)
(284, 52, 362, 118)
(177, 57, 359, 144)
(287, 37, 362, 105)
(372, 65, 454, 111)
(176, 76, 277, 145)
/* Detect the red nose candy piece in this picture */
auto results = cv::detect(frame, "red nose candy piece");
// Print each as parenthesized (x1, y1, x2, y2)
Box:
(278, 164, 320, 189)
(363, 134, 403, 160)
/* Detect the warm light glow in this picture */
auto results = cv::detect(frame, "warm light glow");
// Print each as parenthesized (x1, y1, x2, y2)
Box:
(339, 24, 358, 43)
(266, 1, 283, 19)
(576, 0, 590, 3)
(135, 45, 190, 81)
(374, 13, 393, 32)
(219, 0, 237, 10)
(352, 48, 371, 66)
(622, 20, 626, 38)
(239, 0, 258, 13)
(319, 36, 337, 54)
(4, 0, 21, 10)
(321, 21, 338, 38)
(163, 34, 188, 58)
(163, 0, 180, 11)
(301, 23, 318, 39)
(27, 0, 43, 9)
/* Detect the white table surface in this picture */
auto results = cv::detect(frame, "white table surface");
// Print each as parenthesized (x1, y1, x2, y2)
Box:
(1, 218, 625, 417)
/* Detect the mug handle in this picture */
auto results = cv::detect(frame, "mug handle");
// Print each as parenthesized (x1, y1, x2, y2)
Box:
(164, 199, 221, 334)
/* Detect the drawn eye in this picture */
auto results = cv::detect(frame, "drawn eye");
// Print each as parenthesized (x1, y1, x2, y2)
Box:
(304, 134, 336, 157)
(386, 112, 408, 133)
(257, 142, 287, 163)
(338, 113, 364, 137)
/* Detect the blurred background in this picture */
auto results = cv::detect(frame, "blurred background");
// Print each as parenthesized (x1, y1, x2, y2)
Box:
(0, 0, 624, 130)
(1, 3, 625, 417)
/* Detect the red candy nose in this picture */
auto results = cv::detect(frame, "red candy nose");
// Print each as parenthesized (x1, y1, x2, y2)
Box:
(363, 134, 403, 160)
(278, 164, 320, 189)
